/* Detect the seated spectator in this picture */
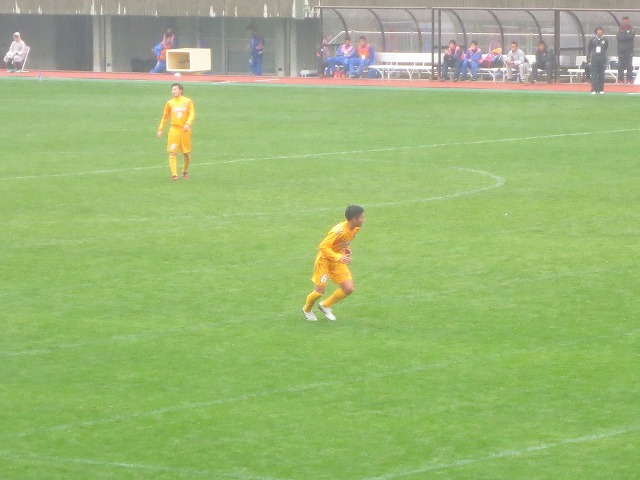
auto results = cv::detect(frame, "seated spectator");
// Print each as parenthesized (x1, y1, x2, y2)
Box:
(440, 39, 463, 81)
(348, 35, 374, 78)
(530, 40, 554, 83)
(326, 35, 356, 77)
(150, 27, 176, 74)
(460, 41, 482, 81)
(4, 32, 27, 73)
(504, 41, 528, 82)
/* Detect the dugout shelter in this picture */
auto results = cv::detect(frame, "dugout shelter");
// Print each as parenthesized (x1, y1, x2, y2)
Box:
(0, 1, 639, 77)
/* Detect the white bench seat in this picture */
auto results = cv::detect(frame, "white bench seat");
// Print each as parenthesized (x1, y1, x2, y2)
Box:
(477, 66, 503, 81)
(369, 52, 435, 80)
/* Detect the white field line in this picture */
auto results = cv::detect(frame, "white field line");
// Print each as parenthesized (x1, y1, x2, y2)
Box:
(2, 325, 636, 441)
(0, 449, 288, 480)
(0, 264, 625, 358)
(4, 167, 505, 233)
(362, 424, 640, 480)
(3, 127, 639, 181)
(0, 425, 637, 480)
(368, 167, 504, 207)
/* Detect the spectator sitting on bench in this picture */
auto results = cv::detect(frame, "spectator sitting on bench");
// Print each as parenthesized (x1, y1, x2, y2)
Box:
(530, 40, 554, 83)
(4, 32, 27, 73)
(460, 40, 482, 81)
(348, 35, 374, 78)
(440, 39, 463, 81)
(505, 41, 528, 82)
(326, 35, 356, 77)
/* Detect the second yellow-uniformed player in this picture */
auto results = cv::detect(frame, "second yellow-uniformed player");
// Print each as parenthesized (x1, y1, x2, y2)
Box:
(157, 83, 195, 181)
(302, 205, 365, 322)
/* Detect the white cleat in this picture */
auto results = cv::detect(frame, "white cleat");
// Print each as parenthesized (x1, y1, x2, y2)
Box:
(318, 302, 337, 321)
(302, 308, 317, 321)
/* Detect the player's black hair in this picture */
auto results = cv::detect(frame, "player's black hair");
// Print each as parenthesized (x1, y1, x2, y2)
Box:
(171, 83, 184, 93)
(345, 205, 364, 220)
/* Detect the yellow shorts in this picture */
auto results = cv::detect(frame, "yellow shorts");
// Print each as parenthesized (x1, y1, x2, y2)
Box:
(311, 254, 352, 286)
(167, 127, 191, 154)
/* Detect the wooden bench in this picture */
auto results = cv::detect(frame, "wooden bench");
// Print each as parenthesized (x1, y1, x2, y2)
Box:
(369, 52, 435, 80)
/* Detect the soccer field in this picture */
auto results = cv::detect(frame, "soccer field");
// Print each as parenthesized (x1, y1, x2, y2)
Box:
(1, 78, 639, 480)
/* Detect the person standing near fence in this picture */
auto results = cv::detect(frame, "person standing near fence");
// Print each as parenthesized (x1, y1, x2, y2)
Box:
(588, 26, 609, 94)
(616, 17, 635, 85)
(247, 25, 264, 76)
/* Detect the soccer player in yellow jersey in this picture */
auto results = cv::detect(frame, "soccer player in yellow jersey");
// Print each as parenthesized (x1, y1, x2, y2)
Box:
(302, 205, 365, 321)
(157, 83, 195, 181)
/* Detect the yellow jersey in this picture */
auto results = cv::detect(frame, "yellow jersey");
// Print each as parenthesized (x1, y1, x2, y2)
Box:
(316, 220, 360, 263)
(158, 95, 195, 130)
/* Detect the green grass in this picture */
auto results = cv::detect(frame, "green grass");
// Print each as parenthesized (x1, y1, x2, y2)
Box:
(1, 77, 639, 480)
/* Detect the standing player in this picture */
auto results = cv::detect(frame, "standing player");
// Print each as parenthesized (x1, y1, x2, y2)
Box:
(587, 26, 608, 95)
(157, 83, 195, 181)
(302, 205, 365, 322)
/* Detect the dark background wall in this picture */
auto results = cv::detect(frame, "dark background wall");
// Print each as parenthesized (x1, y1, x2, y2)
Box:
(1, 0, 640, 16)
(0, 1, 638, 74)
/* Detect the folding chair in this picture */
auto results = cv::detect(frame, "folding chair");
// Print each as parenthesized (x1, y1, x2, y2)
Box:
(18, 45, 30, 72)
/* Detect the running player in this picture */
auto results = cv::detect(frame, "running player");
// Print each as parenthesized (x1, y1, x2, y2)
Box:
(302, 205, 365, 321)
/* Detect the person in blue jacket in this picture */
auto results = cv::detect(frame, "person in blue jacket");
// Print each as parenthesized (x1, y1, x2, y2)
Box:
(460, 41, 482, 81)
(348, 36, 375, 78)
(326, 35, 356, 77)
(247, 25, 264, 76)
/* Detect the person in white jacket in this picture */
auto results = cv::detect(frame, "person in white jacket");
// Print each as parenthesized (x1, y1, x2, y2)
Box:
(4, 32, 27, 72)
(504, 41, 528, 82)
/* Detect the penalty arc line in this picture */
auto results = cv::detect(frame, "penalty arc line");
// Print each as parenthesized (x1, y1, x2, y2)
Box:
(2, 166, 505, 233)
